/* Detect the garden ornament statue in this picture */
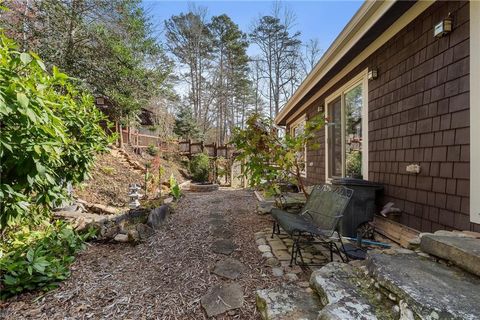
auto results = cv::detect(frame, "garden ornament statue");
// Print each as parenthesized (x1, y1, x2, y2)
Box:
(128, 184, 142, 209)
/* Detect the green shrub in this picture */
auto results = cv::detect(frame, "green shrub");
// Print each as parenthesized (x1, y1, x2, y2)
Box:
(146, 144, 158, 156)
(169, 174, 181, 200)
(0, 221, 96, 299)
(0, 33, 111, 229)
(189, 153, 210, 182)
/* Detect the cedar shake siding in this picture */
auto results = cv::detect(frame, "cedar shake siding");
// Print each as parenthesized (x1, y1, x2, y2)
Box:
(285, 1, 472, 232)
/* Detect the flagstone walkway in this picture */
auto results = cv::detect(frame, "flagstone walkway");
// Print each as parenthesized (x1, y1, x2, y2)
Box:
(1, 189, 289, 319)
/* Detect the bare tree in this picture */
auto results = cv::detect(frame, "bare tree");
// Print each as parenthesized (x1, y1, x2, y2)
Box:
(250, 2, 302, 118)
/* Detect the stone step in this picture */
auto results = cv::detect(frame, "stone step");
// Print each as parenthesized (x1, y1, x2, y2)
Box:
(366, 251, 480, 319)
(310, 262, 379, 320)
(256, 284, 322, 320)
(420, 233, 480, 277)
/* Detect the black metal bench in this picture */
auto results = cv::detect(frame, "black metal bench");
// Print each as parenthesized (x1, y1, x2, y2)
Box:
(271, 184, 353, 266)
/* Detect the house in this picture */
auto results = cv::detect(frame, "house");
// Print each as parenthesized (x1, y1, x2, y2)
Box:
(275, 1, 478, 232)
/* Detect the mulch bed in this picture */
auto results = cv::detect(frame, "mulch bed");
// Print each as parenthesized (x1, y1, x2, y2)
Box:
(1, 189, 282, 319)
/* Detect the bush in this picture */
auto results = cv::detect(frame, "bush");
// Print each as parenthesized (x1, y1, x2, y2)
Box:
(169, 174, 181, 200)
(189, 153, 210, 182)
(0, 221, 96, 299)
(0, 32, 110, 229)
(146, 144, 158, 156)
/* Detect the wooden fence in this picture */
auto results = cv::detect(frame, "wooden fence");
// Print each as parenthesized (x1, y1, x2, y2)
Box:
(119, 131, 234, 159)
(178, 140, 234, 159)
(121, 130, 178, 153)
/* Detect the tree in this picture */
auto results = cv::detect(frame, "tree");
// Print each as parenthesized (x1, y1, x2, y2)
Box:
(250, 3, 302, 118)
(231, 113, 324, 197)
(209, 14, 250, 144)
(164, 9, 213, 128)
(0, 32, 110, 229)
(300, 38, 322, 76)
(1, 0, 173, 127)
(173, 104, 201, 140)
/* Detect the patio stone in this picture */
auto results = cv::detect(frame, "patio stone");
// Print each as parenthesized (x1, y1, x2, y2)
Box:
(212, 258, 246, 280)
(367, 252, 480, 319)
(256, 238, 267, 245)
(209, 219, 227, 227)
(258, 245, 271, 253)
(256, 284, 321, 320)
(269, 241, 288, 251)
(201, 283, 244, 317)
(212, 239, 236, 255)
(262, 252, 274, 259)
(210, 226, 233, 238)
(420, 234, 480, 277)
(273, 249, 291, 261)
(255, 231, 266, 239)
(266, 257, 279, 266)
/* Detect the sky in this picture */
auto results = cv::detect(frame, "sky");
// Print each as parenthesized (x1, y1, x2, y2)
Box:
(142, 0, 363, 56)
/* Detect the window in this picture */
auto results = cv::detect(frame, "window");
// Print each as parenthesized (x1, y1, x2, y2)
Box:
(325, 71, 368, 180)
(291, 116, 307, 177)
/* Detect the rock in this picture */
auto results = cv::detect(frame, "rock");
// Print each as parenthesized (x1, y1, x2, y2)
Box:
(284, 273, 299, 282)
(258, 245, 271, 253)
(271, 267, 283, 277)
(114, 234, 129, 243)
(147, 205, 169, 229)
(310, 262, 378, 319)
(256, 285, 322, 320)
(209, 218, 226, 227)
(266, 257, 279, 267)
(420, 234, 480, 277)
(298, 281, 310, 288)
(163, 197, 174, 204)
(256, 238, 267, 245)
(201, 283, 244, 317)
(212, 239, 236, 255)
(461, 231, 480, 239)
(407, 236, 421, 249)
(136, 223, 155, 240)
(257, 201, 273, 215)
(262, 252, 274, 259)
(212, 258, 246, 280)
(255, 231, 266, 239)
(210, 226, 233, 238)
(128, 229, 140, 242)
(367, 252, 480, 319)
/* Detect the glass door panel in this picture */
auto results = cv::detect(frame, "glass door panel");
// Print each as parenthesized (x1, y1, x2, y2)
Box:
(328, 97, 342, 178)
(344, 84, 363, 178)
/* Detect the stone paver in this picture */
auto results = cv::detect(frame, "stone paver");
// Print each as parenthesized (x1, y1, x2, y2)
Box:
(420, 234, 480, 277)
(367, 252, 480, 319)
(201, 283, 244, 317)
(256, 285, 321, 320)
(258, 245, 271, 253)
(212, 258, 246, 280)
(210, 225, 233, 238)
(211, 239, 236, 255)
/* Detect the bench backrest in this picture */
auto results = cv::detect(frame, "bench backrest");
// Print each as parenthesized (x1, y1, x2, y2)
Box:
(301, 184, 353, 236)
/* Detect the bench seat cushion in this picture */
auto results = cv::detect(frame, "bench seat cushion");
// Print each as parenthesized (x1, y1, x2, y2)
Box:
(271, 208, 331, 237)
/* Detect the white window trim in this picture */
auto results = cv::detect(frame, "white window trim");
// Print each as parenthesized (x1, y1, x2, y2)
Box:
(324, 68, 369, 182)
(470, 1, 480, 223)
(290, 115, 307, 178)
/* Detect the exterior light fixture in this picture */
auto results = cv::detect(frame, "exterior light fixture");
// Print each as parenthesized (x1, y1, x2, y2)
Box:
(368, 68, 378, 80)
(434, 14, 452, 38)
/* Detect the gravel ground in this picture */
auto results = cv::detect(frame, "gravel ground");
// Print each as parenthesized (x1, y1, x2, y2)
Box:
(1, 189, 282, 320)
